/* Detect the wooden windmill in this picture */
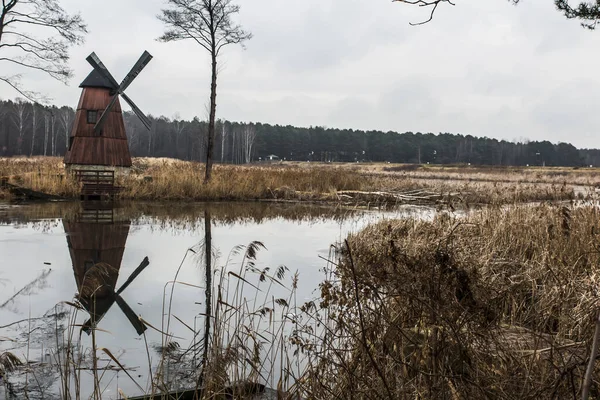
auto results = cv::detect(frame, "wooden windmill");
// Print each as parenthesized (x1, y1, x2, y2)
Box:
(64, 51, 153, 172)
(64, 204, 150, 335)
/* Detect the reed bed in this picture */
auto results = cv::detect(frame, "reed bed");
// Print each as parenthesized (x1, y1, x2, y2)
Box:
(0, 157, 79, 198)
(377, 163, 600, 187)
(0, 156, 587, 205)
(122, 158, 394, 201)
(296, 202, 600, 399)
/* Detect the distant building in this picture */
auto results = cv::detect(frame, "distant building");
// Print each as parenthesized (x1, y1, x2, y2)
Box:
(265, 154, 280, 162)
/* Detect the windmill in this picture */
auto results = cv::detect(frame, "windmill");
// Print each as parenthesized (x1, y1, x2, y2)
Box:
(64, 204, 150, 335)
(64, 51, 153, 172)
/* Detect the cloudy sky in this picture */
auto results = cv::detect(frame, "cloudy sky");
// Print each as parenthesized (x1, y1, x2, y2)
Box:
(3, 0, 600, 147)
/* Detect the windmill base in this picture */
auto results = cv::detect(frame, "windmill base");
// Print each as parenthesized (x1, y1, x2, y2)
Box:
(66, 165, 126, 201)
(65, 164, 131, 176)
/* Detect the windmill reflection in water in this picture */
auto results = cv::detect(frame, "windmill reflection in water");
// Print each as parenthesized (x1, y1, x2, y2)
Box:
(63, 202, 149, 335)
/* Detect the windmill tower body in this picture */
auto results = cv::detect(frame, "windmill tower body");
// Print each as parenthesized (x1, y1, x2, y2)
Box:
(63, 51, 153, 174)
(64, 71, 132, 172)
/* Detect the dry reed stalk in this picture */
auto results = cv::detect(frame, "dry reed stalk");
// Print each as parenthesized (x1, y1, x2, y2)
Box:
(297, 203, 600, 399)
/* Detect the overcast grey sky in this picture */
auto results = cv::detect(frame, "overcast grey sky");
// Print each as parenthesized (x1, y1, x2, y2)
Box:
(2, 0, 600, 147)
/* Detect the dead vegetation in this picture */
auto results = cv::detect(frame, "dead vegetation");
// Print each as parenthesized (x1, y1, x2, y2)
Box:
(0, 157, 588, 206)
(296, 203, 600, 399)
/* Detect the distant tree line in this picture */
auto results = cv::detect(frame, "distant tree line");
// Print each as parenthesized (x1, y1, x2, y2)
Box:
(1, 98, 599, 167)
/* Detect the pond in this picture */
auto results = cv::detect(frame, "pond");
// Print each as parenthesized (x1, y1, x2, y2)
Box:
(0, 201, 437, 399)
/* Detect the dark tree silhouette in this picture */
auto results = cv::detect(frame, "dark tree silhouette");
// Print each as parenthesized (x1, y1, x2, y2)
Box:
(157, 0, 252, 182)
(0, 0, 87, 102)
(396, 0, 600, 29)
(0, 99, 595, 167)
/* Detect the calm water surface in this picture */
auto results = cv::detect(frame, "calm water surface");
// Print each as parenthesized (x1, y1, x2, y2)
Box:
(0, 201, 436, 399)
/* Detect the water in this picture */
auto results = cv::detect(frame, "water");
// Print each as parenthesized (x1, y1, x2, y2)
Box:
(0, 201, 436, 399)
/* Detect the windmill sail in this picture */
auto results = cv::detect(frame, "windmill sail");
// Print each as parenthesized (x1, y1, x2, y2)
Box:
(86, 51, 154, 134)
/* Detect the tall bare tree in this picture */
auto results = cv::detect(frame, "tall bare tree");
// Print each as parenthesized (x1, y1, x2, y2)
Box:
(30, 101, 37, 156)
(0, 0, 87, 102)
(11, 98, 28, 154)
(50, 107, 58, 156)
(220, 121, 227, 163)
(158, 0, 252, 182)
(58, 106, 73, 151)
(172, 112, 186, 159)
(241, 123, 255, 164)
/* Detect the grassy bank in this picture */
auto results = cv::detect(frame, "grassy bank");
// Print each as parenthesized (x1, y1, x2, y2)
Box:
(0, 157, 588, 205)
(296, 203, 600, 398)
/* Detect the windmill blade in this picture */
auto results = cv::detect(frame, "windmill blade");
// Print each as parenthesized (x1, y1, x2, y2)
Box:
(81, 319, 93, 335)
(121, 93, 152, 130)
(81, 300, 115, 336)
(93, 94, 119, 134)
(119, 51, 153, 93)
(116, 257, 150, 295)
(86, 52, 119, 89)
(115, 295, 147, 335)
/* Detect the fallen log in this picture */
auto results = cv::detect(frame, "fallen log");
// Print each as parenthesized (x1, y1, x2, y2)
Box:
(1, 181, 63, 201)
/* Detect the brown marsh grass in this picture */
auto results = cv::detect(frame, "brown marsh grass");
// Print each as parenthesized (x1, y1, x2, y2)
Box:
(375, 162, 600, 187)
(296, 202, 600, 399)
(0, 156, 587, 205)
(0, 157, 79, 198)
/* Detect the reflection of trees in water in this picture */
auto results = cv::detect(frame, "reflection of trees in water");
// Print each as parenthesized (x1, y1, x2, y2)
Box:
(152, 210, 214, 393)
(0, 200, 363, 233)
(0, 269, 53, 313)
(1, 304, 68, 399)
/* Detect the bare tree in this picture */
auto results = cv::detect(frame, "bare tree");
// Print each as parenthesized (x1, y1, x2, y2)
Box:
(158, 0, 252, 182)
(172, 112, 186, 159)
(30, 102, 37, 156)
(11, 98, 28, 154)
(0, 101, 8, 155)
(396, 0, 600, 28)
(50, 108, 57, 156)
(58, 106, 73, 150)
(220, 121, 226, 163)
(0, 0, 87, 101)
(241, 123, 255, 164)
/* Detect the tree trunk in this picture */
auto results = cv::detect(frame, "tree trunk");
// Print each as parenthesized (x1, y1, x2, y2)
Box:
(221, 124, 226, 163)
(205, 50, 217, 183)
(0, 8, 6, 44)
(43, 114, 49, 156)
(30, 105, 37, 156)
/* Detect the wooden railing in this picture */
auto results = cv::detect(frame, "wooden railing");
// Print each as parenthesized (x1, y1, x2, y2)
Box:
(74, 170, 121, 199)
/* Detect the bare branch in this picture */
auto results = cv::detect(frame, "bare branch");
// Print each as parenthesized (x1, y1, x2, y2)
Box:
(0, 0, 87, 101)
(0, 74, 45, 102)
(395, 0, 600, 29)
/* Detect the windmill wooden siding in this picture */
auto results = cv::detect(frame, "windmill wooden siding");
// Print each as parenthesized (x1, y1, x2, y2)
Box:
(63, 79, 132, 168)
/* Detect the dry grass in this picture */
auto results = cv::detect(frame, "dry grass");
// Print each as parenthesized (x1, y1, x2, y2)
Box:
(123, 158, 400, 201)
(0, 157, 79, 198)
(365, 162, 600, 186)
(0, 156, 589, 205)
(296, 202, 600, 399)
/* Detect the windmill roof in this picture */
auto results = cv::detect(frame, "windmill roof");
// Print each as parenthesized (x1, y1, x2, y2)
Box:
(80, 69, 115, 89)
